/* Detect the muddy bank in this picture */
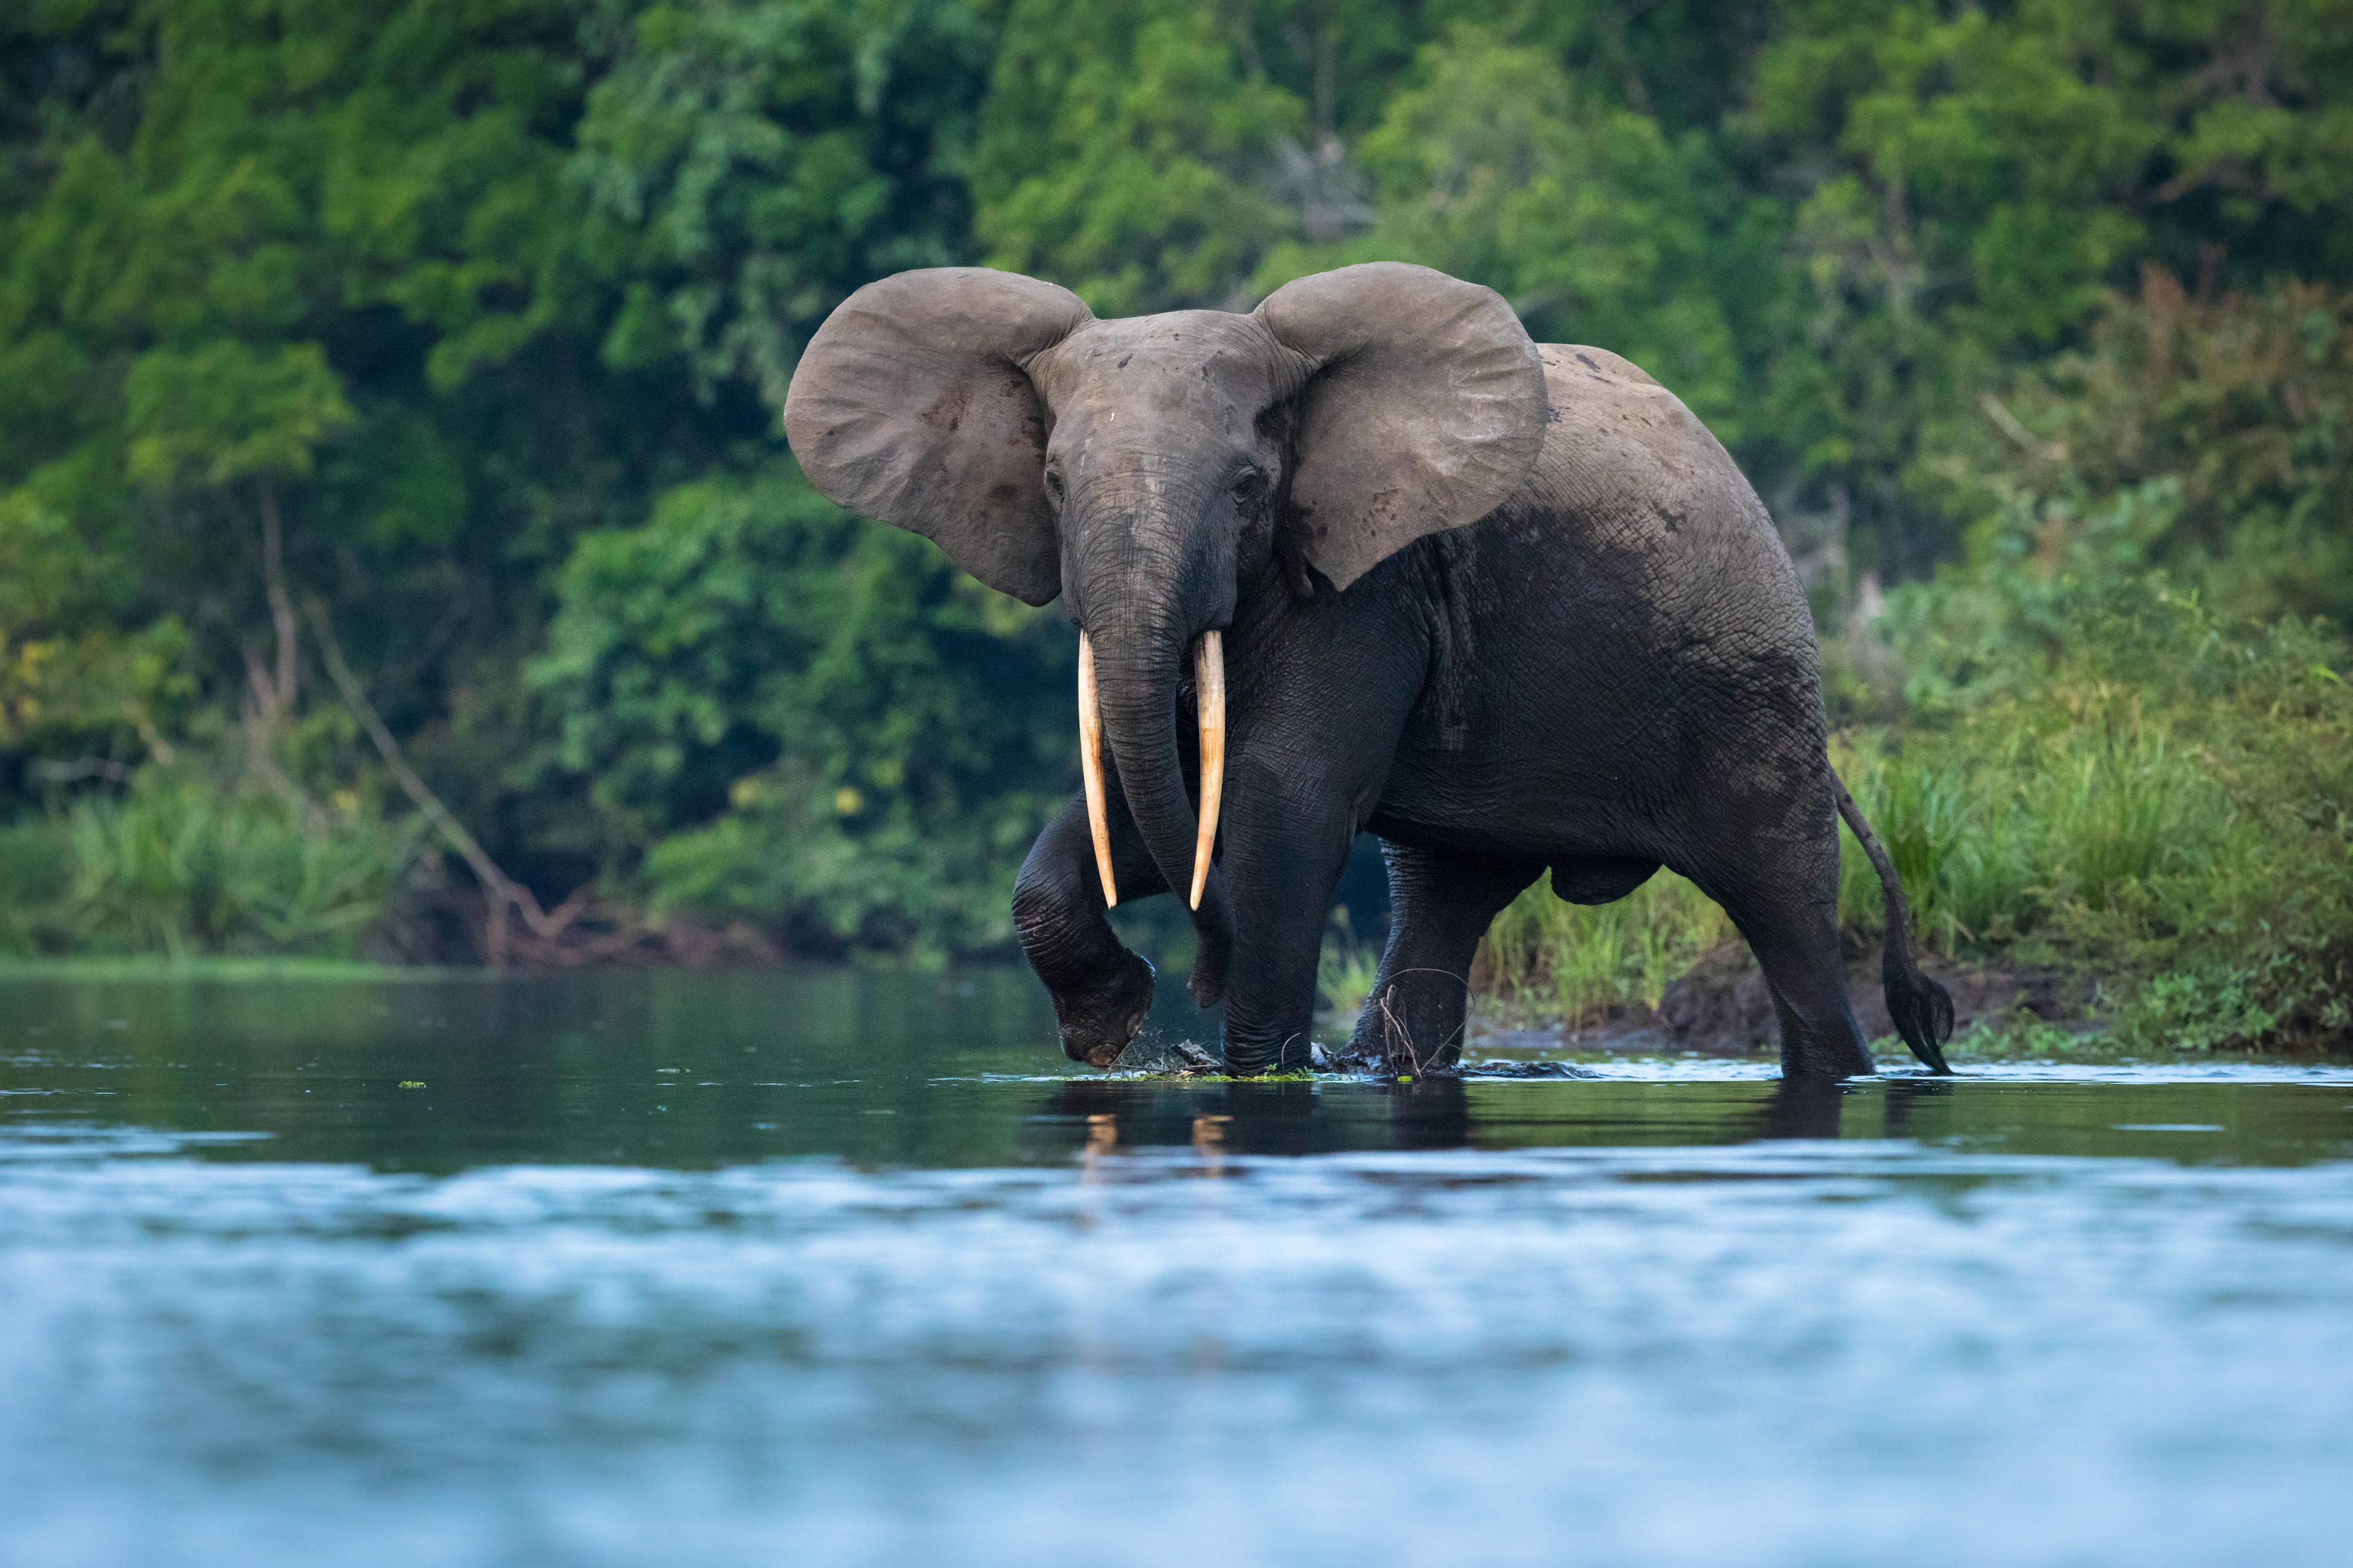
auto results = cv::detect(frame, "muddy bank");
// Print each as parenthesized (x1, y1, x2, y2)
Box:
(1467, 940, 2094, 1059)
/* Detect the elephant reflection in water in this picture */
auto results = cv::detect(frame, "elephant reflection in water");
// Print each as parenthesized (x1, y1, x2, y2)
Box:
(1747, 1074, 1959, 1141)
(786, 263, 1954, 1080)
(1037, 1075, 1958, 1165)
(1035, 1077, 1471, 1163)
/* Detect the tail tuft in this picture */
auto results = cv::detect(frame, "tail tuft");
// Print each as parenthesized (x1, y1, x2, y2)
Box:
(1832, 769, 1957, 1075)
(1884, 942, 1954, 1075)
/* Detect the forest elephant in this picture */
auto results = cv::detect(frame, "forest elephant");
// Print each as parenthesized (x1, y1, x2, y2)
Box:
(782, 262, 1954, 1079)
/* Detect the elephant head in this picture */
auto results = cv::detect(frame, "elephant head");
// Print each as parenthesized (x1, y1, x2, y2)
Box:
(781, 263, 1548, 1005)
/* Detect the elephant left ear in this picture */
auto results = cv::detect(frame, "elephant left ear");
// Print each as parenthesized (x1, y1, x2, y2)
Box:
(1255, 263, 1548, 592)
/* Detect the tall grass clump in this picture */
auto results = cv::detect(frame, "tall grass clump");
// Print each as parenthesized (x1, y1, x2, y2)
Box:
(1829, 687, 2233, 957)
(1315, 907, 1383, 1021)
(1474, 869, 1733, 1029)
(0, 768, 429, 959)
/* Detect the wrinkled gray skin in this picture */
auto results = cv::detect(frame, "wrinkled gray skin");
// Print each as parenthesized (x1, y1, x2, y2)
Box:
(784, 263, 1952, 1078)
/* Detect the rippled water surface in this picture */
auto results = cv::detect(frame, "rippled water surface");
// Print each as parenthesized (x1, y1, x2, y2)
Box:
(4, 968, 2351, 1567)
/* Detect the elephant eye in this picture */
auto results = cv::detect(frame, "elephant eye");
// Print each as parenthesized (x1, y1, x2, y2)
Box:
(1043, 469, 1066, 506)
(1231, 472, 1266, 511)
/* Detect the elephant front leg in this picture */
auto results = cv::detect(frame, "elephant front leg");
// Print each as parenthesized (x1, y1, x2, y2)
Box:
(1213, 760, 1371, 1075)
(1014, 792, 1169, 1067)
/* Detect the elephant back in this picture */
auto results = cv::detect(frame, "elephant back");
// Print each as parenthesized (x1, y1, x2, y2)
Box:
(1490, 345, 1815, 666)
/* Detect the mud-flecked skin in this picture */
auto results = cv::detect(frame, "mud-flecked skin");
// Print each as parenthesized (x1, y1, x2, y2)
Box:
(1048, 949, 1155, 1067)
(1013, 761, 1202, 1065)
(784, 266, 1956, 1079)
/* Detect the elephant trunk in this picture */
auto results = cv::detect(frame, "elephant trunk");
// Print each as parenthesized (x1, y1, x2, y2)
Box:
(1088, 609, 1232, 1007)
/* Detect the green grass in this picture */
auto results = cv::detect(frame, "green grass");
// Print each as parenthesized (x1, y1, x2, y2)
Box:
(1315, 909, 1382, 1021)
(1475, 869, 1732, 1029)
(0, 766, 430, 960)
(1321, 866, 1736, 1036)
(1838, 589, 2348, 1053)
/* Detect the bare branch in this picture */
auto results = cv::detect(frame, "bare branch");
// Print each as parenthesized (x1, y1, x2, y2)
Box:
(258, 477, 299, 714)
(1980, 391, 2069, 463)
(239, 643, 309, 813)
(303, 596, 586, 962)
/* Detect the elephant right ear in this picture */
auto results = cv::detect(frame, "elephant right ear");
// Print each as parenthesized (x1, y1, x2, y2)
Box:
(782, 268, 1092, 607)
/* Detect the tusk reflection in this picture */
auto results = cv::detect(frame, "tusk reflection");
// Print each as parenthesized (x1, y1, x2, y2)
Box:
(1078, 633, 1118, 907)
(1191, 630, 1224, 912)
(1081, 1112, 1118, 1186)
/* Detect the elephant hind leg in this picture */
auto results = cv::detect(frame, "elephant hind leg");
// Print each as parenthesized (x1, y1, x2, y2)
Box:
(1683, 854, 1875, 1080)
(1349, 842, 1543, 1075)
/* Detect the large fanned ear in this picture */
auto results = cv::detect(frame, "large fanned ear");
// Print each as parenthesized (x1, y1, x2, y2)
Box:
(1255, 263, 1548, 592)
(783, 268, 1092, 606)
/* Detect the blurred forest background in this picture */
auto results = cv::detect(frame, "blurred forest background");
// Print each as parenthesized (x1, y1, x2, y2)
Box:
(2, 0, 2347, 1049)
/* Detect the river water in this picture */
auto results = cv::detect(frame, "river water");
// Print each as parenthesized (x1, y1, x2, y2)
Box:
(2, 968, 2349, 1567)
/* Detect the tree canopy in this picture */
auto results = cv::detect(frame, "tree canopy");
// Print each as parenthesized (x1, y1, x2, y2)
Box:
(2, 0, 2347, 960)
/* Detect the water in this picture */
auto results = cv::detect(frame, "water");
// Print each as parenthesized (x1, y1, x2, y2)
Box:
(3, 968, 2350, 1567)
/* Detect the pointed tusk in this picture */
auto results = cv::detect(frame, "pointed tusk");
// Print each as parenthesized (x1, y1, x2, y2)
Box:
(1190, 630, 1225, 912)
(1078, 633, 1118, 908)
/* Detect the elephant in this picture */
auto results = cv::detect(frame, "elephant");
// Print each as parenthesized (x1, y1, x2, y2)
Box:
(782, 261, 1954, 1079)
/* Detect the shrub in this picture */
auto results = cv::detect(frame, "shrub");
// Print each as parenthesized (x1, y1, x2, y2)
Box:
(1838, 535, 2352, 1051)
(529, 463, 1074, 958)
(2, 768, 430, 959)
(1969, 272, 2353, 627)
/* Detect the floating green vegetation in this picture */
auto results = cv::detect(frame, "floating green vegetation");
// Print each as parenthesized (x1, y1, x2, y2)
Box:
(1110, 1067, 1321, 1083)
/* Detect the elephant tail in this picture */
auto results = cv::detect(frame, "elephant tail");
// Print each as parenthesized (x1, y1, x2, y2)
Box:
(1829, 770, 1955, 1073)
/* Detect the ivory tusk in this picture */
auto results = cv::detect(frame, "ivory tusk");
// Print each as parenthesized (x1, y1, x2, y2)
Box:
(1077, 634, 1118, 908)
(1190, 630, 1225, 911)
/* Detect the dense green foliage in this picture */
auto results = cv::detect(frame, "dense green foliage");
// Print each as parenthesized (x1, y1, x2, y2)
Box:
(1840, 570, 2349, 1055)
(1, 0, 1044, 956)
(2, 2, 2347, 1051)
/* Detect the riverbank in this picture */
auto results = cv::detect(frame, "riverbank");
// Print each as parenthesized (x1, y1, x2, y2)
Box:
(1462, 942, 2113, 1065)
(9, 560, 2349, 1065)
